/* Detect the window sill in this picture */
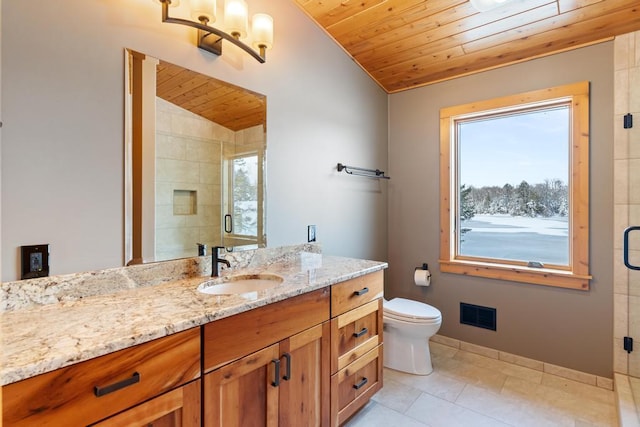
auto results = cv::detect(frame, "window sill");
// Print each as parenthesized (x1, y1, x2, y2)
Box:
(439, 259, 591, 290)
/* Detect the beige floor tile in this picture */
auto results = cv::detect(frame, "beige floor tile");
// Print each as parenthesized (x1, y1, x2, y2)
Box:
(405, 391, 511, 427)
(455, 383, 575, 427)
(541, 373, 615, 405)
(371, 377, 422, 413)
(360, 342, 618, 427)
(384, 368, 466, 402)
(454, 349, 544, 384)
(502, 376, 617, 427)
(344, 401, 427, 427)
(433, 353, 508, 393)
(430, 341, 459, 359)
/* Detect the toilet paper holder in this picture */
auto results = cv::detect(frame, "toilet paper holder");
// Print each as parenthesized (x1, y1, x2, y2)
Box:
(414, 263, 431, 286)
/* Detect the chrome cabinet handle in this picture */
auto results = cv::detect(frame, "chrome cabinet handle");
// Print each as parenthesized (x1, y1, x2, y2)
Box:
(94, 372, 140, 397)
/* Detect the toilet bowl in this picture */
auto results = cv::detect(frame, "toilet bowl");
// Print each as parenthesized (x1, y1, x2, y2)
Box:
(383, 297, 442, 375)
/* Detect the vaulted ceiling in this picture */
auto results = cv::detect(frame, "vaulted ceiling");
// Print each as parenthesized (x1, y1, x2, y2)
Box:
(294, 0, 640, 93)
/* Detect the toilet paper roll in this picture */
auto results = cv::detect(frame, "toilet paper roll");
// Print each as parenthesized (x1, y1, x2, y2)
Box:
(414, 268, 431, 287)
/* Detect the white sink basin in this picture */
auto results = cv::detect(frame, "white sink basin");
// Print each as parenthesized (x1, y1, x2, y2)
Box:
(197, 273, 284, 295)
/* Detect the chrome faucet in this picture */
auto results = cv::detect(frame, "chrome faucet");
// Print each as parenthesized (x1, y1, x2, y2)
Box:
(212, 246, 231, 277)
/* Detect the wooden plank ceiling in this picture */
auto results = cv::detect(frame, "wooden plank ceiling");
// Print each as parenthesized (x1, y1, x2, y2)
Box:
(156, 60, 266, 131)
(294, 0, 640, 93)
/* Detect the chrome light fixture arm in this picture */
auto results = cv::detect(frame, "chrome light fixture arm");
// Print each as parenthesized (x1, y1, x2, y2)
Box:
(160, 0, 266, 63)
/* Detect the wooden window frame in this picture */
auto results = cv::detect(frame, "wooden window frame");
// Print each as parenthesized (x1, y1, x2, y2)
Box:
(439, 81, 591, 290)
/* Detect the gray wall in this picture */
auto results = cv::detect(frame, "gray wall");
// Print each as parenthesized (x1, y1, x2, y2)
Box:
(1, 0, 388, 280)
(388, 42, 614, 377)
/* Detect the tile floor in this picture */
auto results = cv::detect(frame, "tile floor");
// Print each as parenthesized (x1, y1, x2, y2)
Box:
(345, 342, 618, 427)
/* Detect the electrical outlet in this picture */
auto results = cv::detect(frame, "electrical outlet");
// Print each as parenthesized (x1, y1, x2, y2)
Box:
(21, 244, 50, 280)
(307, 225, 317, 242)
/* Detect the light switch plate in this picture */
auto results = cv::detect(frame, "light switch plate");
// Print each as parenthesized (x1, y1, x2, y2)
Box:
(21, 244, 50, 280)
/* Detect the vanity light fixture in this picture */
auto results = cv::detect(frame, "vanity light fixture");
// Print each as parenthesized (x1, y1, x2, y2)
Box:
(157, 0, 273, 63)
(469, 0, 511, 12)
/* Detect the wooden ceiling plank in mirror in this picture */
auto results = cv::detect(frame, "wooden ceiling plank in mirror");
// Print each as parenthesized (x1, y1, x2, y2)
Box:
(156, 60, 266, 132)
(295, 0, 640, 92)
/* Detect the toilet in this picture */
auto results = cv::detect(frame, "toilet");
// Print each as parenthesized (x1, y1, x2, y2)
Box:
(383, 297, 442, 375)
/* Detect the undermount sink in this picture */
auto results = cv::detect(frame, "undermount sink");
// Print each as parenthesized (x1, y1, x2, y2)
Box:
(197, 273, 284, 295)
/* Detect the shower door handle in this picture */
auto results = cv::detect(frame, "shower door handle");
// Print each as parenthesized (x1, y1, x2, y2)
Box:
(224, 214, 233, 234)
(623, 226, 640, 270)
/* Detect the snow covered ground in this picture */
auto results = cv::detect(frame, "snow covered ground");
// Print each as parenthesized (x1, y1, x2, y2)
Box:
(460, 214, 568, 265)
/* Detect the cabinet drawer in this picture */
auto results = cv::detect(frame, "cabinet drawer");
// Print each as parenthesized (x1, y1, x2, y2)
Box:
(3, 328, 201, 427)
(203, 287, 330, 372)
(331, 299, 382, 374)
(330, 344, 383, 427)
(331, 271, 383, 317)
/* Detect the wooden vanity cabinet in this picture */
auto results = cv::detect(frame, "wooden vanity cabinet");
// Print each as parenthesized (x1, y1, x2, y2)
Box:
(202, 288, 331, 427)
(2, 327, 201, 427)
(329, 271, 384, 427)
(2, 270, 384, 427)
(91, 379, 201, 426)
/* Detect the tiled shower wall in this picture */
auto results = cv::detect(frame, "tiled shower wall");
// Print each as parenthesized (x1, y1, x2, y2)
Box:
(155, 98, 232, 261)
(614, 30, 640, 377)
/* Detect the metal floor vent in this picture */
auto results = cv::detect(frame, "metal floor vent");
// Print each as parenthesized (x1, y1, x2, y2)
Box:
(460, 302, 496, 331)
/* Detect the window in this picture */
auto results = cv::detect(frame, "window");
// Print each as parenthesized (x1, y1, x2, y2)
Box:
(439, 82, 591, 290)
(223, 150, 266, 249)
(230, 154, 259, 237)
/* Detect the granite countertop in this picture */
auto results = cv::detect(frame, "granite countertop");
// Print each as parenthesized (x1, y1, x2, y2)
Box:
(1, 253, 387, 386)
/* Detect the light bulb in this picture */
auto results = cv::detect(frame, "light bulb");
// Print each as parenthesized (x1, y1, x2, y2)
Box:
(191, 0, 216, 24)
(224, 0, 248, 39)
(252, 13, 273, 50)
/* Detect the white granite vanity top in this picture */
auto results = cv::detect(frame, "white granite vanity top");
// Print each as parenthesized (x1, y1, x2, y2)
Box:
(1, 252, 387, 386)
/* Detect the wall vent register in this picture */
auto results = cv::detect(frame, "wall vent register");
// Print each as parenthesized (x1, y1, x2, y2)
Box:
(460, 302, 497, 331)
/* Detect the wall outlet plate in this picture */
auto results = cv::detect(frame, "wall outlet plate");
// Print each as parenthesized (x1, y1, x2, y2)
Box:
(308, 225, 317, 242)
(21, 244, 50, 280)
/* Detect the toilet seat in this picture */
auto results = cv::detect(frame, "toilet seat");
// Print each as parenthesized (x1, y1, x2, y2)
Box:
(384, 298, 442, 324)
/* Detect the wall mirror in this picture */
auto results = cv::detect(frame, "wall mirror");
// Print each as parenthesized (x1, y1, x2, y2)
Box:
(124, 49, 267, 265)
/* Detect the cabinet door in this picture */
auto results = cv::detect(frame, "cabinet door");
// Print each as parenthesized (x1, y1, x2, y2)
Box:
(204, 344, 280, 427)
(279, 322, 330, 427)
(91, 380, 200, 426)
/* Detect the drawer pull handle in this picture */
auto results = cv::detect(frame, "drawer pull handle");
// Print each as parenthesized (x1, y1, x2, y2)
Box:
(94, 372, 140, 397)
(353, 377, 368, 390)
(353, 287, 369, 296)
(282, 353, 292, 381)
(271, 359, 281, 387)
(353, 327, 368, 338)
